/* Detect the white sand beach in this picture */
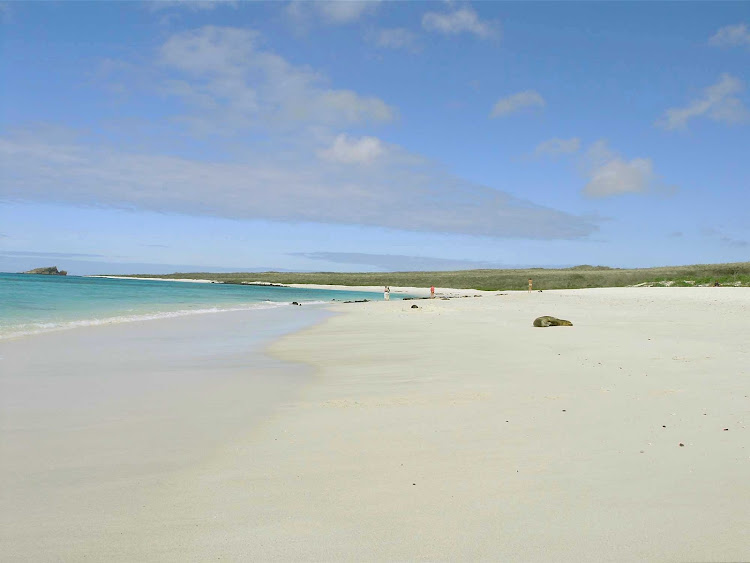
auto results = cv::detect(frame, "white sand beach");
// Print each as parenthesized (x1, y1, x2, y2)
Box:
(2, 287, 749, 561)
(88, 275, 219, 283)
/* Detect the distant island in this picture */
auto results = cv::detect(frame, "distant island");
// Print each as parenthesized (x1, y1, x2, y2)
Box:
(23, 266, 67, 276)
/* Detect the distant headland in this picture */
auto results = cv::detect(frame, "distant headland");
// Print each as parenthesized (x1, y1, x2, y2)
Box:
(110, 261, 750, 291)
(23, 266, 67, 276)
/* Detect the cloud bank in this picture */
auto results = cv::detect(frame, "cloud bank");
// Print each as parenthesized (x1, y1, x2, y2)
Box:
(0, 25, 597, 241)
(293, 252, 516, 271)
(0, 132, 595, 239)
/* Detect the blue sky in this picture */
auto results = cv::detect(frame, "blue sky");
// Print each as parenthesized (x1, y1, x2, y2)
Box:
(1, 1, 748, 274)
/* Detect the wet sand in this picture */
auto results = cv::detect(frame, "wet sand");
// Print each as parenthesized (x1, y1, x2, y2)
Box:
(0, 306, 329, 560)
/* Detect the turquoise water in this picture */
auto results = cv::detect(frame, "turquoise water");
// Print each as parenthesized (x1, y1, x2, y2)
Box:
(0, 273, 393, 339)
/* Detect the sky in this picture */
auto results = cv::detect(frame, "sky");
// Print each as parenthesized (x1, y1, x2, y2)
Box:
(1, 1, 749, 275)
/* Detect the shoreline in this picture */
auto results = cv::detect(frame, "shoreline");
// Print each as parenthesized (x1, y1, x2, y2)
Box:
(0, 306, 333, 560)
(2, 277, 406, 343)
(0, 300, 300, 342)
(3, 287, 748, 560)
(87, 275, 218, 283)
(284, 283, 486, 297)
(87, 275, 485, 297)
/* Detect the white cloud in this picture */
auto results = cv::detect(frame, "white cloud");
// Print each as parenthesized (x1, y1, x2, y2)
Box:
(158, 26, 396, 133)
(291, 252, 507, 271)
(4, 25, 598, 241)
(0, 133, 596, 240)
(581, 141, 674, 198)
(368, 28, 419, 51)
(584, 157, 654, 198)
(490, 90, 545, 118)
(535, 137, 580, 157)
(658, 74, 749, 130)
(318, 134, 385, 164)
(286, 1, 379, 25)
(149, 0, 238, 11)
(709, 23, 750, 48)
(422, 7, 498, 39)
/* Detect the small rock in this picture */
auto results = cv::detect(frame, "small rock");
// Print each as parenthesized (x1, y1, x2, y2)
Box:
(411, 304, 419, 309)
(679, 443, 685, 447)
(723, 428, 729, 431)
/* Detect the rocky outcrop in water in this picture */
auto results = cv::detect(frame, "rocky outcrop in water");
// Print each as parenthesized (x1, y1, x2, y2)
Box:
(23, 266, 67, 276)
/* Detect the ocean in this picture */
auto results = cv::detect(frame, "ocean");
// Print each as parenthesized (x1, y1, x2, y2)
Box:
(0, 273, 393, 339)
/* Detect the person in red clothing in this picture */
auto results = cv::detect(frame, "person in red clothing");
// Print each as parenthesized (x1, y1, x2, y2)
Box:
(430, 285, 435, 298)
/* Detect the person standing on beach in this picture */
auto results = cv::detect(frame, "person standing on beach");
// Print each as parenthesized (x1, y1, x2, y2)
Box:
(384, 286, 390, 301)
(430, 285, 435, 298)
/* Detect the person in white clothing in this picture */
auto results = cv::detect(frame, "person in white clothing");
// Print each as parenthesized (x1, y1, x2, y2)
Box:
(384, 286, 390, 301)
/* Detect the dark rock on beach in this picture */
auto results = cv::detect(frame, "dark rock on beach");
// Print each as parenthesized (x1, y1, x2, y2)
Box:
(533, 316, 573, 327)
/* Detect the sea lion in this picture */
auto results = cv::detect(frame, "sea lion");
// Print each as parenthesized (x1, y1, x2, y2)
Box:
(533, 316, 573, 327)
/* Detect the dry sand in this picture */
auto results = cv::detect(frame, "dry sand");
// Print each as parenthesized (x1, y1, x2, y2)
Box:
(2, 287, 749, 561)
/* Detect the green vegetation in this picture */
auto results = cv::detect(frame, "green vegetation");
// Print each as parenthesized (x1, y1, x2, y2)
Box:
(118, 261, 750, 291)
